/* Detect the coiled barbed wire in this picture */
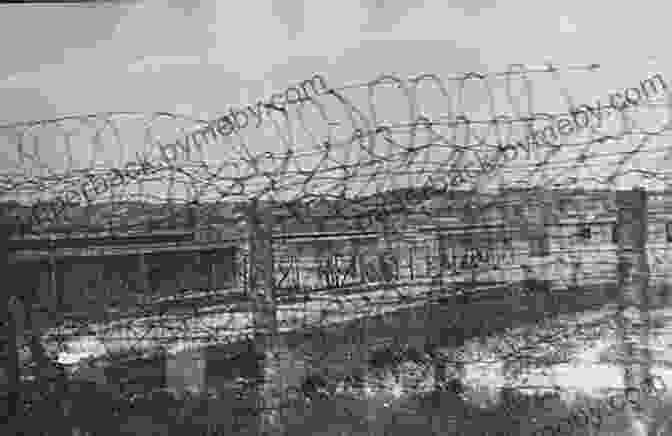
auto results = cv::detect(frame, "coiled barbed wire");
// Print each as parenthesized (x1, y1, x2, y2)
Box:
(2, 64, 671, 414)
(1, 62, 671, 236)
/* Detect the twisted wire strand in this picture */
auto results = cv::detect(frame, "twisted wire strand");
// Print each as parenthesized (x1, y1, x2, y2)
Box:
(1, 64, 667, 219)
(2, 64, 672, 401)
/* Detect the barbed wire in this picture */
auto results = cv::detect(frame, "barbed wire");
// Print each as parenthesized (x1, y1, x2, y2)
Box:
(1, 63, 670, 236)
(2, 63, 671, 434)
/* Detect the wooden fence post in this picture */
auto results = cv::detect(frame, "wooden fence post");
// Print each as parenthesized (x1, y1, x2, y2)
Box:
(541, 189, 554, 289)
(662, 192, 672, 303)
(355, 239, 366, 286)
(247, 200, 285, 434)
(570, 191, 587, 290)
(379, 214, 394, 283)
(615, 187, 650, 389)
(408, 243, 415, 282)
(425, 235, 433, 287)
(138, 252, 150, 304)
(2, 297, 21, 426)
(207, 253, 215, 292)
(0, 221, 21, 426)
(662, 195, 672, 304)
(47, 244, 58, 315)
(434, 229, 445, 294)
(246, 200, 276, 338)
(498, 196, 509, 285)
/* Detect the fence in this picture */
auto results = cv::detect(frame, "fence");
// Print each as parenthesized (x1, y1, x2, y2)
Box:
(1, 62, 672, 434)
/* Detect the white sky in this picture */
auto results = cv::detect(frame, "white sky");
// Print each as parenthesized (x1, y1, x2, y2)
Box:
(1, 0, 671, 201)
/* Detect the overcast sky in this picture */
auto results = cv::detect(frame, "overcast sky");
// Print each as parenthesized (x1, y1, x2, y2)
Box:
(1, 0, 671, 201)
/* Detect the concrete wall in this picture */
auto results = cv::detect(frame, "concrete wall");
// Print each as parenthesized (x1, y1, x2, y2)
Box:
(12, 246, 238, 319)
(264, 189, 672, 294)
(13, 189, 672, 312)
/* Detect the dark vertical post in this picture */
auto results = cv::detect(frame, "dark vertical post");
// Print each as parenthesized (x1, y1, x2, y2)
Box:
(570, 190, 585, 290)
(382, 214, 395, 283)
(665, 191, 672, 302)
(207, 252, 215, 291)
(35, 238, 60, 347)
(189, 203, 201, 290)
(246, 199, 276, 339)
(466, 203, 479, 286)
(355, 239, 366, 285)
(616, 187, 649, 390)
(245, 199, 282, 433)
(2, 299, 21, 426)
(425, 238, 433, 284)
(0, 221, 21, 426)
(496, 196, 507, 285)
(47, 247, 58, 315)
(409, 243, 415, 281)
(541, 189, 553, 289)
(138, 252, 149, 298)
(434, 229, 445, 294)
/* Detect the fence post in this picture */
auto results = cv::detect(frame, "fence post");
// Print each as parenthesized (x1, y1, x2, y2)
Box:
(434, 229, 445, 294)
(615, 187, 650, 389)
(380, 214, 394, 283)
(207, 254, 216, 291)
(190, 203, 203, 290)
(356, 239, 366, 286)
(0, 221, 21, 426)
(1, 299, 21, 427)
(542, 189, 554, 290)
(245, 199, 282, 434)
(495, 198, 507, 286)
(664, 192, 672, 302)
(460, 202, 476, 287)
(570, 191, 587, 291)
(138, 252, 149, 297)
(47, 245, 58, 314)
(409, 243, 415, 281)
(246, 199, 277, 340)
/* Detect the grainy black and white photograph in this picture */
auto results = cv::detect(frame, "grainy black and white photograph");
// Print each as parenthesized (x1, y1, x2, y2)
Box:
(2, 1, 672, 435)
